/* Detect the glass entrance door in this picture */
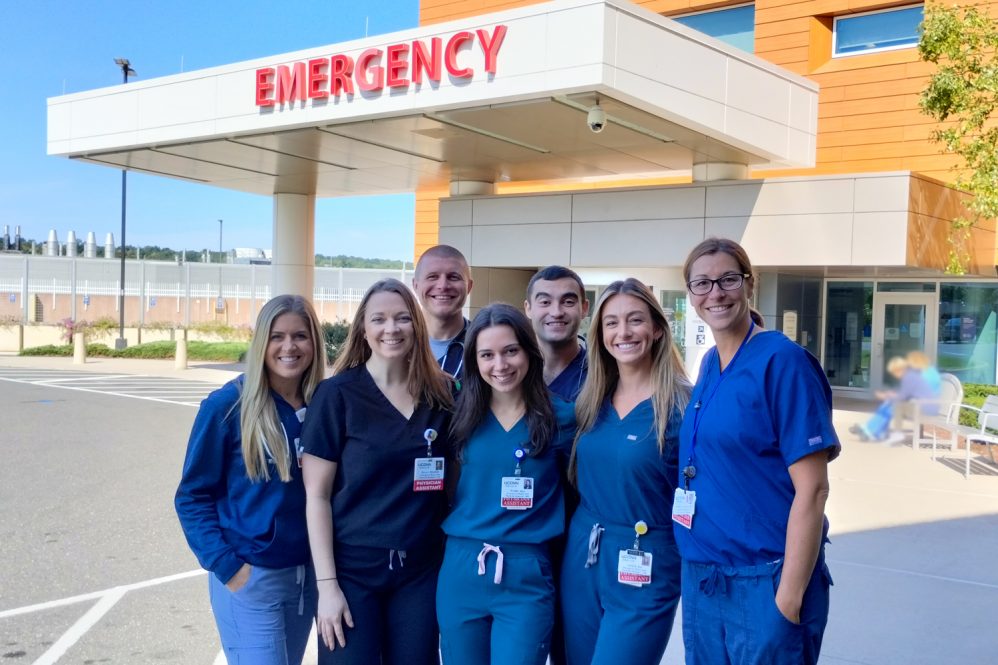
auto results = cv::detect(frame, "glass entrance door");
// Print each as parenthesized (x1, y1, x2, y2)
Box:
(871, 293, 938, 389)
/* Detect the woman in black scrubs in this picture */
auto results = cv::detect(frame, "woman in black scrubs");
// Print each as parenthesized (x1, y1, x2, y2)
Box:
(301, 278, 454, 664)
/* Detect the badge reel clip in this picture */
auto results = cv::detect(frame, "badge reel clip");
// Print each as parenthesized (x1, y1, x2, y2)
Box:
(500, 447, 534, 510)
(618, 520, 653, 587)
(672, 463, 697, 529)
(412, 428, 445, 492)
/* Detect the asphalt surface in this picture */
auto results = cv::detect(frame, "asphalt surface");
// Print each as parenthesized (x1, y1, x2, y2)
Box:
(1, 358, 997, 664)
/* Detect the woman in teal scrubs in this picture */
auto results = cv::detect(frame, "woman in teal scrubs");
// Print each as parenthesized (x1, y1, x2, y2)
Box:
(560, 278, 689, 665)
(436, 303, 575, 664)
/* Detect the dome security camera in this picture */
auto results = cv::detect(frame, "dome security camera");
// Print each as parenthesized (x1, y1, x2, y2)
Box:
(587, 104, 607, 133)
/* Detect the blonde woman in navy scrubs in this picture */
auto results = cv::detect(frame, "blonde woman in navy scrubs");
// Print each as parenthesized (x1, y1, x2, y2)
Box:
(300, 279, 453, 665)
(677, 238, 839, 664)
(436, 303, 575, 664)
(175, 295, 324, 665)
(560, 278, 689, 665)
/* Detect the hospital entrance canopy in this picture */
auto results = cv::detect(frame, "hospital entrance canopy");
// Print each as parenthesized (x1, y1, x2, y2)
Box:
(49, 0, 817, 194)
(47, 0, 817, 292)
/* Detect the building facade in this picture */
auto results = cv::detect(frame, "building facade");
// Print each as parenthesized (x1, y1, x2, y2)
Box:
(416, 0, 998, 388)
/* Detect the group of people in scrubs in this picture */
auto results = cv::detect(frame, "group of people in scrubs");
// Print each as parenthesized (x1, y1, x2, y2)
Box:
(175, 237, 840, 665)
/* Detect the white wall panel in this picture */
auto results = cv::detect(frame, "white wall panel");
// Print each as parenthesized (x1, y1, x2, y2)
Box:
(572, 187, 705, 221)
(851, 211, 908, 265)
(854, 175, 909, 212)
(571, 218, 705, 265)
(472, 223, 572, 266)
(726, 59, 790, 127)
(472, 195, 572, 226)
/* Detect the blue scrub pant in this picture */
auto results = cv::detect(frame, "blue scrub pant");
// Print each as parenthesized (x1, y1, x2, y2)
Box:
(436, 536, 554, 665)
(319, 541, 441, 665)
(559, 507, 681, 665)
(681, 557, 833, 665)
(209, 563, 317, 665)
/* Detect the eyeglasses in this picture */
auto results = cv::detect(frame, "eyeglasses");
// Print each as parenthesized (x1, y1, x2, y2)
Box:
(686, 273, 750, 296)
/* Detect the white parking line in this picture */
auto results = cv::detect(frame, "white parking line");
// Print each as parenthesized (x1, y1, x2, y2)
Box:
(32, 588, 126, 665)
(827, 558, 998, 589)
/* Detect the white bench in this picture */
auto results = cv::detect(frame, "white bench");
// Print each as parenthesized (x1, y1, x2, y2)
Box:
(910, 373, 963, 452)
(930, 394, 998, 479)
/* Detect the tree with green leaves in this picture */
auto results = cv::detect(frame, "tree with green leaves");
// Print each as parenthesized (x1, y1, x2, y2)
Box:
(919, 4, 998, 274)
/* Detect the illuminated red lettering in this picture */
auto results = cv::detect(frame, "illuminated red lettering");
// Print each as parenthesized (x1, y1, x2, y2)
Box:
(386, 44, 410, 88)
(308, 58, 329, 99)
(330, 55, 354, 96)
(412, 38, 441, 85)
(276, 62, 307, 104)
(445, 31, 474, 78)
(477, 25, 507, 74)
(255, 68, 275, 106)
(356, 49, 385, 92)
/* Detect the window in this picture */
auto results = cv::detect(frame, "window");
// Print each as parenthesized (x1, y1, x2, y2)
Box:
(833, 5, 923, 57)
(672, 4, 755, 53)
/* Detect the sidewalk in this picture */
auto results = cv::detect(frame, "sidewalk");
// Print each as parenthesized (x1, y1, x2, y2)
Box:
(3, 353, 997, 663)
(0, 353, 243, 384)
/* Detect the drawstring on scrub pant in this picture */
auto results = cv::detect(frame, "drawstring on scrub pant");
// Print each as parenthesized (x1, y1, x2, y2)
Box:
(698, 566, 728, 597)
(388, 549, 407, 570)
(296, 564, 306, 615)
(586, 524, 605, 568)
(477, 543, 505, 584)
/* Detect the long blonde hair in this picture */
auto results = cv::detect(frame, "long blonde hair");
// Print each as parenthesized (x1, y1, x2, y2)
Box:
(240, 295, 325, 482)
(572, 279, 690, 475)
(333, 278, 453, 410)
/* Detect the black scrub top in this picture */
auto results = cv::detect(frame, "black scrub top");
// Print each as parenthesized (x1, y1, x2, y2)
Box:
(301, 364, 453, 551)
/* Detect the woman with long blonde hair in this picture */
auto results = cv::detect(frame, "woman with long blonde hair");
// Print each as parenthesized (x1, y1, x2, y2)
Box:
(175, 294, 325, 665)
(300, 278, 453, 665)
(560, 278, 689, 665)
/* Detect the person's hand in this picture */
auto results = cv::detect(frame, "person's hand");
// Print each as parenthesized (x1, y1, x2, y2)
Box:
(225, 563, 252, 592)
(317, 581, 354, 650)
(774, 585, 802, 625)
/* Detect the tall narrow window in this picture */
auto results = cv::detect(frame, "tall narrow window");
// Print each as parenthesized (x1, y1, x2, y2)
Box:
(833, 5, 924, 57)
(672, 4, 755, 53)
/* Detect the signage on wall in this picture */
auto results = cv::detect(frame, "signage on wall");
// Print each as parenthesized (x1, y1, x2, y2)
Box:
(684, 299, 714, 381)
(8, 293, 15, 303)
(255, 25, 508, 107)
(782, 310, 798, 342)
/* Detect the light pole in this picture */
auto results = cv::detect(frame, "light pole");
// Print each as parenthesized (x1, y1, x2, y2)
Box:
(114, 58, 136, 350)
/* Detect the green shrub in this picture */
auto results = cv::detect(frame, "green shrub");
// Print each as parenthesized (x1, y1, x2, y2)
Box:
(19, 340, 248, 362)
(190, 320, 252, 341)
(959, 383, 998, 427)
(322, 320, 350, 364)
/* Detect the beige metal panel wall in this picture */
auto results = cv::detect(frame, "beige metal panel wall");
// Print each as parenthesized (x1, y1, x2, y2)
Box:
(439, 172, 941, 271)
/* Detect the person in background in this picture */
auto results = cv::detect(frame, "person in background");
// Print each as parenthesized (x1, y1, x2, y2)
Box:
(561, 278, 689, 665)
(524, 265, 590, 402)
(524, 265, 589, 665)
(300, 279, 453, 665)
(413, 245, 473, 381)
(175, 294, 324, 665)
(436, 303, 575, 664)
(677, 237, 839, 665)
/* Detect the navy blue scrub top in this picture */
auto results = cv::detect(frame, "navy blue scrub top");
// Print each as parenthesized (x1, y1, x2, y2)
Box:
(575, 397, 682, 530)
(676, 331, 840, 567)
(548, 345, 588, 402)
(300, 364, 453, 551)
(443, 397, 576, 544)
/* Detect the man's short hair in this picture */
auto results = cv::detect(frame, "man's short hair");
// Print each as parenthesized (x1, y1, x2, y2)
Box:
(415, 245, 470, 278)
(526, 265, 586, 300)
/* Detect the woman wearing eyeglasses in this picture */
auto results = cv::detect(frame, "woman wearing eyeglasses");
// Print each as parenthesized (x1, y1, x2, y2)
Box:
(676, 238, 839, 665)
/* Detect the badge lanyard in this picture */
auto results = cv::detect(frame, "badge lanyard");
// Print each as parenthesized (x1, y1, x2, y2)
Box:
(684, 321, 755, 489)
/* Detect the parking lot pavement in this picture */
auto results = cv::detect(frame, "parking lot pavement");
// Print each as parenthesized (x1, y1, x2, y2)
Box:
(2, 355, 997, 664)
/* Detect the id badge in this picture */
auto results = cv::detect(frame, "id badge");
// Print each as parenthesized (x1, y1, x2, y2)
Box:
(413, 457, 446, 492)
(617, 549, 653, 587)
(500, 476, 534, 510)
(672, 488, 696, 529)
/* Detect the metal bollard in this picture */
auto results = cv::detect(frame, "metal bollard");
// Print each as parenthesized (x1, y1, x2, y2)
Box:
(175, 337, 188, 370)
(73, 332, 86, 364)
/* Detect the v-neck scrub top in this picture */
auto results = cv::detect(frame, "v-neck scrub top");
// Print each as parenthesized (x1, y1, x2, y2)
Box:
(300, 365, 452, 550)
(574, 398, 681, 528)
(442, 397, 576, 544)
(676, 331, 840, 567)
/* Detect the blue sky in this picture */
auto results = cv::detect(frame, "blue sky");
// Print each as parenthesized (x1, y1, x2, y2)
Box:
(0, 0, 418, 261)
